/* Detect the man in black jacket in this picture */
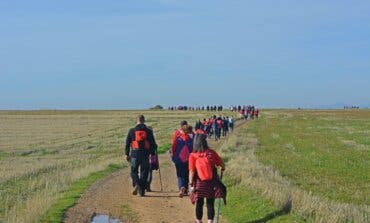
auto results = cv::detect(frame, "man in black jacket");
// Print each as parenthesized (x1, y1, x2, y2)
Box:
(125, 114, 157, 196)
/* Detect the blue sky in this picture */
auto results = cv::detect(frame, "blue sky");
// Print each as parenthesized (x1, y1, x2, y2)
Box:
(1, 0, 369, 109)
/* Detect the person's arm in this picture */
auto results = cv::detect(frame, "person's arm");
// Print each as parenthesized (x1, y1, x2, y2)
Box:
(171, 130, 179, 157)
(188, 154, 196, 188)
(125, 129, 133, 161)
(148, 129, 157, 156)
(211, 150, 225, 171)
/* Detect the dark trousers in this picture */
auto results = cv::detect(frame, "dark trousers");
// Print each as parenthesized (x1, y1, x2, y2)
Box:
(213, 127, 218, 140)
(216, 128, 221, 139)
(196, 198, 215, 220)
(130, 150, 150, 189)
(147, 166, 153, 188)
(175, 162, 189, 190)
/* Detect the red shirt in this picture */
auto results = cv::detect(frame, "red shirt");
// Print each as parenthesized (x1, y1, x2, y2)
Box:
(189, 148, 223, 172)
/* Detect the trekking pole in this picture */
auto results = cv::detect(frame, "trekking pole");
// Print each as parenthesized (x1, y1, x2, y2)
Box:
(216, 170, 223, 223)
(155, 149, 163, 192)
(158, 164, 163, 192)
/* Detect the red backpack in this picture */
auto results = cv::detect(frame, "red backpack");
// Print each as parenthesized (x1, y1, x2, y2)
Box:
(195, 152, 213, 181)
(132, 130, 150, 149)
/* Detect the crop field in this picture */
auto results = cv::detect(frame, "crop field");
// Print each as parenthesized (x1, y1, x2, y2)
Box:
(0, 109, 369, 223)
(219, 109, 369, 222)
(0, 110, 235, 223)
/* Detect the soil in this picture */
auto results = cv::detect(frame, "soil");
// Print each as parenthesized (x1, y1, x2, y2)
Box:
(63, 120, 248, 223)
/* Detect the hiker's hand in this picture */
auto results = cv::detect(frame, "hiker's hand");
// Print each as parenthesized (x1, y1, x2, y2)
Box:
(221, 167, 225, 172)
(126, 155, 131, 162)
(189, 186, 195, 193)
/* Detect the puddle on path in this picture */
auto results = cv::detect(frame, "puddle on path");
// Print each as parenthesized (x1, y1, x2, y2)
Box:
(90, 214, 122, 223)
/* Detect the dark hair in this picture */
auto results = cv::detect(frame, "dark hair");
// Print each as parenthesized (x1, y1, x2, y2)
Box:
(193, 133, 208, 152)
(137, 115, 145, 123)
(180, 120, 188, 126)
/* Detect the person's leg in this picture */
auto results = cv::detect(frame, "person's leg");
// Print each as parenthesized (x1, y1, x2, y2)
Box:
(206, 198, 215, 220)
(196, 198, 204, 221)
(138, 153, 150, 196)
(147, 166, 153, 192)
(130, 157, 140, 195)
(178, 163, 188, 196)
(175, 163, 184, 191)
(183, 162, 189, 191)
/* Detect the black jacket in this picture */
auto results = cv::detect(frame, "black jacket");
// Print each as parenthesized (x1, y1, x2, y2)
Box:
(125, 124, 157, 156)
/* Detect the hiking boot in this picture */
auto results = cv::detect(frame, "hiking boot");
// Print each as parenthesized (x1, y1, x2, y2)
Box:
(207, 220, 213, 223)
(139, 186, 145, 197)
(179, 187, 186, 198)
(132, 186, 138, 195)
(195, 220, 202, 223)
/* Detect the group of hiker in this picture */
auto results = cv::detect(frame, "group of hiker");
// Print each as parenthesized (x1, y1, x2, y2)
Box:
(125, 114, 227, 222)
(167, 105, 259, 113)
(238, 105, 259, 120)
(168, 105, 225, 111)
(195, 115, 235, 141)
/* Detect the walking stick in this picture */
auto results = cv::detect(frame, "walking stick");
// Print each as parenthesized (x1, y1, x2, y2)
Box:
(155, 149, 163, 192)
(158, 164, 163, 192)
(216, 170, 223, 223)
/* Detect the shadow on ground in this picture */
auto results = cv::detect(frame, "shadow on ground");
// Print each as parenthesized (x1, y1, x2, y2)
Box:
(246, 200, 292, 223)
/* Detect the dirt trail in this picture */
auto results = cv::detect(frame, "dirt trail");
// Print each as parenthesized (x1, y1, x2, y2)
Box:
(64, 121, 248, 223)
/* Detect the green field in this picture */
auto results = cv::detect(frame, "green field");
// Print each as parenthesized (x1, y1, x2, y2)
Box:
(253, 110, 369, 205)
(0, 109, 368, 222)
(219, 109, 369, 222)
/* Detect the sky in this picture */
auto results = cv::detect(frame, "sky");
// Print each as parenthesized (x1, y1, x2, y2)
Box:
(1, 0, 370, 109)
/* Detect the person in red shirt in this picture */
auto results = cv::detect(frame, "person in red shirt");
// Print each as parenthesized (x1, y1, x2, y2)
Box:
(188, 133, 226, 223)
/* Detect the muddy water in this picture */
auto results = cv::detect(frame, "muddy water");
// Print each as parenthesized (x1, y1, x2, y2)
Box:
(90, 214, 122, 223)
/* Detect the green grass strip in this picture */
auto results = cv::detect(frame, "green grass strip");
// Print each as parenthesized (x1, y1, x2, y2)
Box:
(157, 143, 171, 154)
(40, 163, 125, 223)
(222, 177, 306, 223)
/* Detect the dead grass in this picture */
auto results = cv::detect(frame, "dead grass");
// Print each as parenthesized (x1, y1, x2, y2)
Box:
(0, 110, 235, 223)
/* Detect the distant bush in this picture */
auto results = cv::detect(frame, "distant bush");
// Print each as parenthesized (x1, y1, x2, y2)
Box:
(150, 105, 164, 110)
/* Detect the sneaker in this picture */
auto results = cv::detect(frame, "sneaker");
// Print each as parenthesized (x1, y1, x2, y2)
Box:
(132, 186, 138, 195)
(179, 187, 186, 198)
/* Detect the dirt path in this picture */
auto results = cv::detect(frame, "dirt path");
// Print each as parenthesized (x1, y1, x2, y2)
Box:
(64, 121, 248, 223)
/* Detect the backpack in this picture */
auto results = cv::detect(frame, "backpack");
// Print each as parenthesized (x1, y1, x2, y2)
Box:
(149, 154, 159, 170)
(195, 152, 213, 181)
(173, 132, 192, 164)
(132, 129, 150, 149)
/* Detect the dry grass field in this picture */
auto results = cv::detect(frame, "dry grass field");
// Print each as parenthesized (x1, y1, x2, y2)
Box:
(0, 110, 234, 223)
